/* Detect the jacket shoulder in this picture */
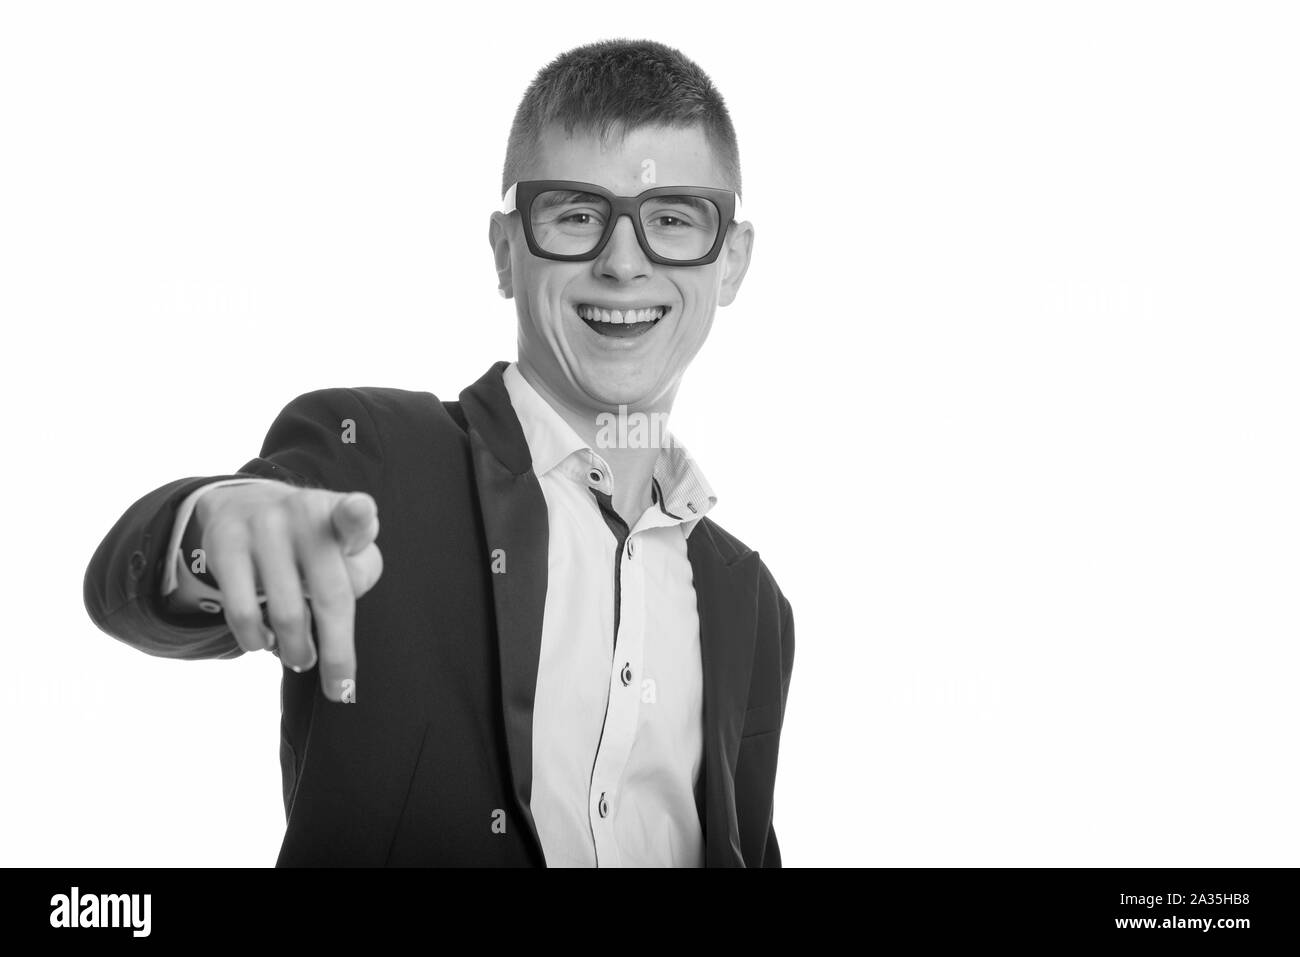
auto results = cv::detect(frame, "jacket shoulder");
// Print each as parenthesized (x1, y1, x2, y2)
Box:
(693, 515, 754, 564)
(276, 386, 468, 440)
(694, 516, 788, 600)
(241, 386, 468, 490)
(295, 385, 461, 421)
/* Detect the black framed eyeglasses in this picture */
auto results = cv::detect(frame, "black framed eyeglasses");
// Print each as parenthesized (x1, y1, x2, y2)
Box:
(501, 180, 742, 266)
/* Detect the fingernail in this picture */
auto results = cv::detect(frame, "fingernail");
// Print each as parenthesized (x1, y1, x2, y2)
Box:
(261, 625, 277, 649)
(340, 678, 357, 704)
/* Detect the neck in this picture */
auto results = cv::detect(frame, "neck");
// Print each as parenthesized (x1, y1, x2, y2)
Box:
(516, 358, 676, 522)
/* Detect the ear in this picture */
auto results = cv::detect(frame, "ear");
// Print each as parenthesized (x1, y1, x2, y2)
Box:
(489, 211, 514, 299)
(717, 220, 754, 307)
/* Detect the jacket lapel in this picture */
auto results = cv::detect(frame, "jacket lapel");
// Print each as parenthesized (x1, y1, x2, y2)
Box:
(688, 522, 761, 867)
(459, 361, 549, 864)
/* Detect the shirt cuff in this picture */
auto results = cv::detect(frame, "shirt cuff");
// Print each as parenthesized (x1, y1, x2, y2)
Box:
(162, 478, 283, 596)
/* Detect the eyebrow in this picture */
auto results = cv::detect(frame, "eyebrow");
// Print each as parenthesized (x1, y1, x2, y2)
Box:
(646, 195, 714, 215)
(533, 190, 606, 209)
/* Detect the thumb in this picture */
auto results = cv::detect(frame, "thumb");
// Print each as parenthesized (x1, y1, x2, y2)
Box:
(329, 491, 379, 556)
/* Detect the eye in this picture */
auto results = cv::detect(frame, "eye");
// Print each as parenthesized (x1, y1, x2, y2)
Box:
(644, 204, 706, 229)
(554, 208, 605, 228)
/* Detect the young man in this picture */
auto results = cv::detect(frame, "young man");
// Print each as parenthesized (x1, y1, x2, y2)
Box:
(84, 39, 794, 867)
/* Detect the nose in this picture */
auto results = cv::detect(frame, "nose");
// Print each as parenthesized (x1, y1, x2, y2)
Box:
(594, 214, 652, 282)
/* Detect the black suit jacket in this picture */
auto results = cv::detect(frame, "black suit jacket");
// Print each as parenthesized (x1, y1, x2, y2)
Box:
(83, 361, 795, 866)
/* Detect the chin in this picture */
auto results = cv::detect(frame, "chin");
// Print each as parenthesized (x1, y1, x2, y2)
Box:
(574, 362, 662, 410)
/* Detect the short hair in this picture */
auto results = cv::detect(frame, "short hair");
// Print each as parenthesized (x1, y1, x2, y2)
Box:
(502, 39, 742, 198)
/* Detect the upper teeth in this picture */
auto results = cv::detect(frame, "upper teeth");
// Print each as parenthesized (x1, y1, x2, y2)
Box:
(578, 305, 666, 324)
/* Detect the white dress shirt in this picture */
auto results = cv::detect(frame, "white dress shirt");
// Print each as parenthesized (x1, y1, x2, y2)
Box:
(502, 362, 716, 868)
(163, 364, 718, 867)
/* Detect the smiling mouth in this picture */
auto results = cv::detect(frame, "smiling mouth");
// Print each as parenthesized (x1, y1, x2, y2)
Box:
(577, 304, 670, 339)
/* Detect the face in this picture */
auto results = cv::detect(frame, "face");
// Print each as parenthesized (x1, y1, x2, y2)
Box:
(490, 123, 753, 416)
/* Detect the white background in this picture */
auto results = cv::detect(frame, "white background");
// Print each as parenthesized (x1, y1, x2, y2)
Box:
(1, 1, 1296, 867)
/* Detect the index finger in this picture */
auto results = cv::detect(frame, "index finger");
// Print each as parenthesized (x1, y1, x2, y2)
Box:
(300, 546, 357, 704)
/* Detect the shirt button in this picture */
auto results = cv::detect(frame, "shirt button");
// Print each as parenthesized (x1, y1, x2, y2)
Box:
(620, 663, 632, 686)
(588, 468, 603, 484)
(598, 792, 609, 818)
(626, 539, 635, 557)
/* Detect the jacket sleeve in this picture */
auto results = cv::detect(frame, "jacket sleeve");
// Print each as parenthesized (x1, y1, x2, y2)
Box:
(82, 388, 384, 661)
(762, 590, 795, 868)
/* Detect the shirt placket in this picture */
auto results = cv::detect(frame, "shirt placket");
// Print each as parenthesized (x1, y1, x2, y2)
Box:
(581, 458, 648, 867)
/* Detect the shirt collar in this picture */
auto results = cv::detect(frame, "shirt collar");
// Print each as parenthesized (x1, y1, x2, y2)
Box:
(501, 361, 717, 532)
(501, 361, 589, 477)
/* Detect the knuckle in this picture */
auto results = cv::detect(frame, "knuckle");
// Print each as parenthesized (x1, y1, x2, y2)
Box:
(288, 489, 322, 516)
(250, 505, 291, 538)
(203, 519, 247, 557)
(234, 634, 262, 652)
(225, 606, 263, 632)
(267, 606, 307, 634)
(297, 536, 338, 564)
